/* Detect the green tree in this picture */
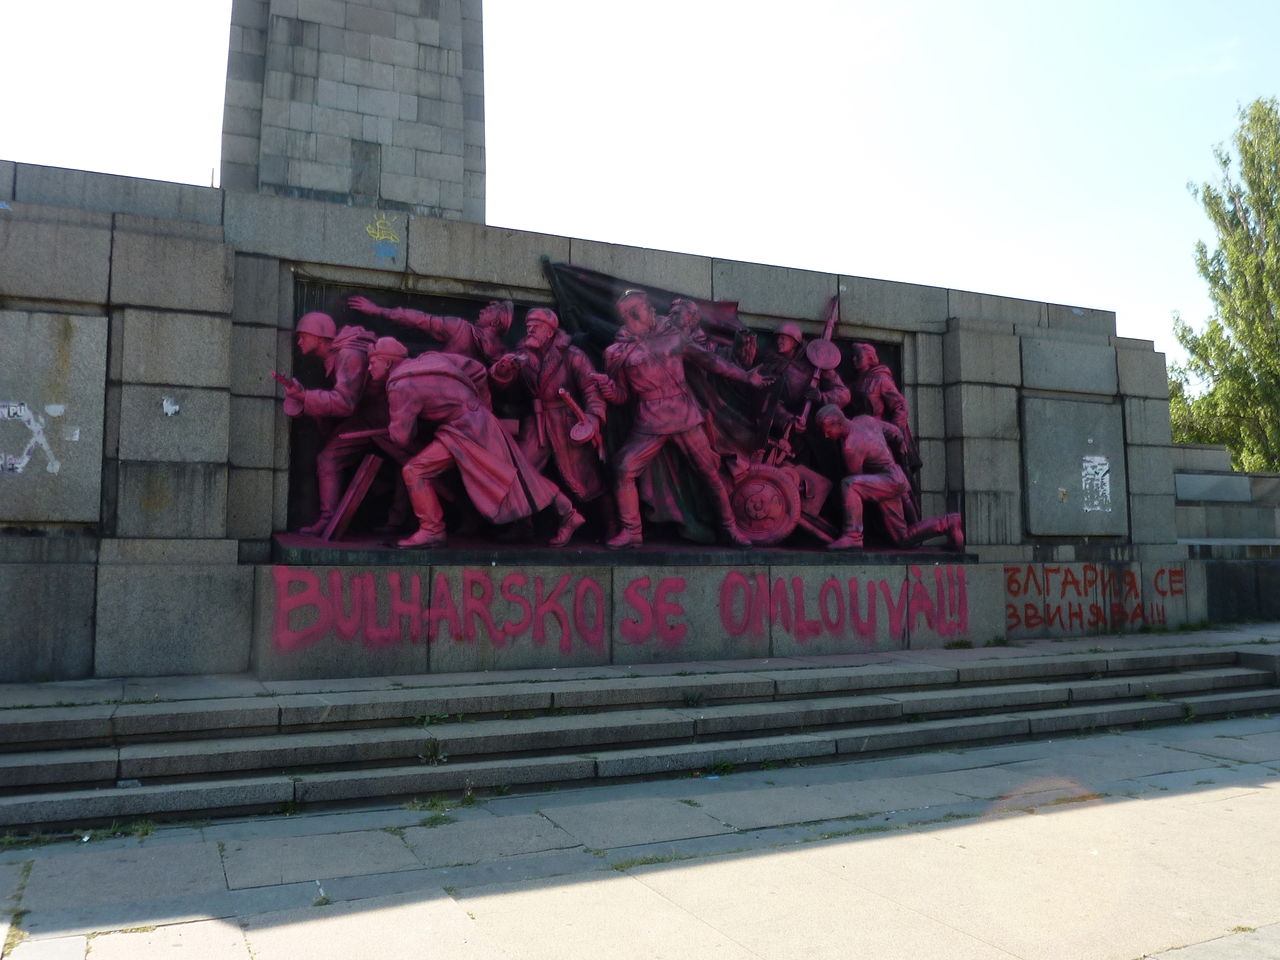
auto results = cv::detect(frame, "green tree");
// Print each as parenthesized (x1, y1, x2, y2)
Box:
(1171, 97, 1280, 471)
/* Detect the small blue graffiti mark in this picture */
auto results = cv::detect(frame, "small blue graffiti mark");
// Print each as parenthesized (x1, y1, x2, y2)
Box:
(366, 214, 399, 262)
(0, 201, 11, 211)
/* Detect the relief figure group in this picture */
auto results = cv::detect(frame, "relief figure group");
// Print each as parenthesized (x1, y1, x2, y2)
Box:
(274, 278, 963, 553)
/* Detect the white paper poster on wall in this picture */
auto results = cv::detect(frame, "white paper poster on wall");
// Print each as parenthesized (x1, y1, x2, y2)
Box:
(1081, 455, 1112, 512)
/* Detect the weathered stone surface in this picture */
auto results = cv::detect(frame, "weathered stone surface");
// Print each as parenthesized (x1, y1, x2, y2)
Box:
(1022, 397, 1129, 536)
(294, 756, 594, 802)
(232, 255, 283, 328)
(233, 324, 283, 399)
(1116, 346, 1170, 399)
(838, 275, 948, 333)
(407, 217, 567, 289)
(1124, 397, 1174, 447)
(0, 777, 293, 828)
(0, 747, 117, 787)
(611, 566, 767, 665)
(948, 290, 1046, 326)
(115, 462, 229, 538)
(942, 386, 1018, 442)
(1026, 701, 1183, 734)
(429, 565, 610, 672)
(767, 564, 908, 654)
(110, 229, 234, 313)
(942, 323, 1021, 385)
(95, 564, 253, 676)
(1174, 473, 1251, 502)
(766, 663, 956, 696)
(0, 311, 108, 523)
(1127, 445, 1175, 496)
(547, 673, 773, 709)
(228, 467, 276, 538)
(591, 734, 835, 777)
(14, 162, 223, 224)
(224, 191, 411, 269)
(0, 703, 115, 744)
(0, 160, 13, 199)
(1130, 494, 1177, 545)
(1172, 444, 1233, 473)
(568, 238, 712, 298)
(0, 564, 96, 681)
(913, 385, 944, 440)
(950, 438, 1021, 492)
(229, 396, 278, 469)
(119, 309, 232, 389)
(431, 710, 695, 756)
(959, 490, 1022, 548)
(907, 561, 1006, 648)
(1021, 338, 1117, 395)
(117, 385, 229, 462)
(112, 697, 279, 738)
(1177, 689, 1280, 716)
(251, 565, 432, 680)
(834, 714, 1031, 754)
(1047, 303, 1116, 337)
(682, 696, 900, 736)
(712, 259, 836, 320)
(0, 208, 112, 303)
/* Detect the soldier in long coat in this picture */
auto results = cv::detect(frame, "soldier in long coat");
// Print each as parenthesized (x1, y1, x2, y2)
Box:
(489, 308, 607, 506)
(374, 346, 584, 549)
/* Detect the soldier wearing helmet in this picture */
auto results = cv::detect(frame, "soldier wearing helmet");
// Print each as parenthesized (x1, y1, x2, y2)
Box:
(274, 312, 409, 536)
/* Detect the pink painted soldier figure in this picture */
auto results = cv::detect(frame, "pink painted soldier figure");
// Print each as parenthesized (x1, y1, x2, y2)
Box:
(372, 344, 585, 549)
(274, 312, 411, 535)
(593, 290, 773, 549)
(348, 295, 512, 363)
(489, 307, 608, 507)
(850, 343, 910, 436)
(762, 323, 852, 429)
(815, 404, 962, 551)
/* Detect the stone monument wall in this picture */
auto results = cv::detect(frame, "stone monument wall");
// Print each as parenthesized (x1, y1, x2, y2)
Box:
(0, 157, 1198, 681)
(221, 0, 484, 222)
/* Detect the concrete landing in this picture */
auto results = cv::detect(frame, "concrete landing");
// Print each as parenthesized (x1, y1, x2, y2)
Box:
(1, 627, 1279, 960)
(0, 719, 1276, 959)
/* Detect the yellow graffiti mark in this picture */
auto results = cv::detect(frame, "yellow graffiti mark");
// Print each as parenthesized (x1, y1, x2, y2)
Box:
(365, 215, 399, 243)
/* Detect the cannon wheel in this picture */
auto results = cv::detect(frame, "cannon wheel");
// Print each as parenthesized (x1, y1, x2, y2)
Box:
(730, 464, 802, 546)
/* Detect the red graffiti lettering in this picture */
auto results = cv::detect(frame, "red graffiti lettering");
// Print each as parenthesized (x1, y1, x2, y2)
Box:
(273, 567, 332, 652)
(574, 577, 605, 650)
(654, 577, 687, 647)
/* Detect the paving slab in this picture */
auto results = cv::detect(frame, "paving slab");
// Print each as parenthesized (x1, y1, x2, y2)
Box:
(536, 796, 733, 849)
(201, 806, 486, 843)
(1165, 730, 1280, 764)
(221, 829, 422, 889)
(401, 812, 580, 868)
(1153, 922, 1280, 958)
(7, 937, 89, 959)
(457, 871, 761, 960)
(21, 841, 226, 913)
(19, 881, 315, 939)
(120, 675, 267, 702)
(242, 889, 508, 960)
(619, 849, 1020, 960)
(0, 679, 123, 709)
(322, 847, 606, 900)
(83, 919, 252, 960)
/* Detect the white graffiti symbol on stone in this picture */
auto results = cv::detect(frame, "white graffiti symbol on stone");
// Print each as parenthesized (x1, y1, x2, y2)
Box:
(0, 402, 61, 475)
(1081, 454, 1111, 513)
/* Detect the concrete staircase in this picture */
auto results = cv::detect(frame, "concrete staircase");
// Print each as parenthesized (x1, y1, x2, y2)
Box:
(3, 645, 1280, 829)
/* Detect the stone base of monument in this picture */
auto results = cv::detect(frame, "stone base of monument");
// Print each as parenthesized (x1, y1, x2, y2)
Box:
(261, 535, 989, 681)
(2, 647, 1278, 829)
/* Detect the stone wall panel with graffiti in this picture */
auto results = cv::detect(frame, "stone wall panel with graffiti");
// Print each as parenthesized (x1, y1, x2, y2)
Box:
(255, 561, 990, 679)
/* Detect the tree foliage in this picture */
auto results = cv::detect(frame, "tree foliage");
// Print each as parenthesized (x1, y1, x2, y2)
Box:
(1171, 97, 1280, 471)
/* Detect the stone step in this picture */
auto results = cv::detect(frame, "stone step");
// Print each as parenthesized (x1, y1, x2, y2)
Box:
(0, 668, 1273, 791)
(1, 684, 1274, 828)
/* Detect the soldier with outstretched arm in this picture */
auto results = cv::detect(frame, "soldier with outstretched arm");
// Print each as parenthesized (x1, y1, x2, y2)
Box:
(592, 290, 773, 549)
(348, 295, 512, 364)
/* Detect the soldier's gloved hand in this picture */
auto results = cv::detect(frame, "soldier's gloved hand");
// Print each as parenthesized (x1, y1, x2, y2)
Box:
(492, 353, 521, 380)
(347, 295, 379, 316)
(590, 373, 618, 401)
(803, 386, 822, 402)
(747, 369, 775, 389)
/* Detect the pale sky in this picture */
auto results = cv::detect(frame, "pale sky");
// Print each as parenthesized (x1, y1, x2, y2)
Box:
(4, 0, 1278, 365)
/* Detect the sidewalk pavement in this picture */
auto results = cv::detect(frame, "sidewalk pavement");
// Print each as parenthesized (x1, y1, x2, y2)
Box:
(2, 629, 1280, 959)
